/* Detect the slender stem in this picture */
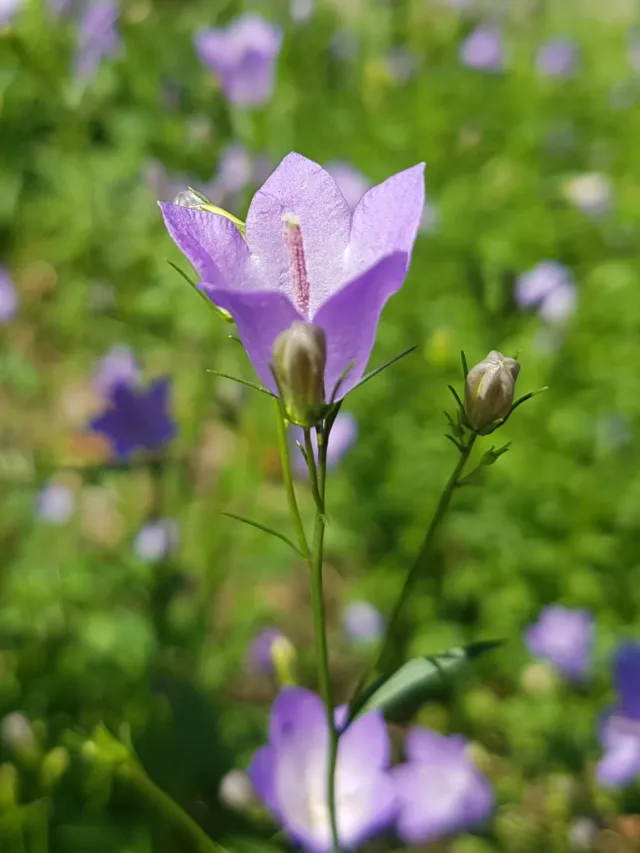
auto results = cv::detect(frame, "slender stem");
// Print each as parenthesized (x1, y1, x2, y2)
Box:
(118, 760, 227, 853)
(274, 399, 311, 563)
(303, 428, 324, 512)
(308, 423, 340, 853)
(373, 433, 477, 676)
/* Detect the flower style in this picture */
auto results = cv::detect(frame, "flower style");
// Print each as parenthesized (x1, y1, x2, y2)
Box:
(93, 345, 140, 397)
(597, 642, 640, 788)
(161, 153, 425, 402)
(392, 727, 494, 845)
(460, 26, 504, 72)
(74, 0, 120, 82)
(290, 412, 358, 477)
(536, 39, 578, 79)
(89, 378, 176, 460)
(524, 605, 593, 682)
(515, 261, 576, 324)
(0, 267, 18, 324)
(195, 14, 283, 107)
(248, 687, 397, 851)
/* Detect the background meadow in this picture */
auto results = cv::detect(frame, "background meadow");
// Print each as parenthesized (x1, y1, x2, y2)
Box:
(2, 0, 640, 850)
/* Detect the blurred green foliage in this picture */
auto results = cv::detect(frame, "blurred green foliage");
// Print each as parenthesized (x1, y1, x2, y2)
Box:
(2, 0, 640, 850)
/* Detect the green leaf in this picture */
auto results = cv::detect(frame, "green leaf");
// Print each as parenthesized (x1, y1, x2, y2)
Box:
(349, 641, 503, 724)
(350, 345, 416, 394)
(206, 369, 274, 397)
(221, 512, 304, 557)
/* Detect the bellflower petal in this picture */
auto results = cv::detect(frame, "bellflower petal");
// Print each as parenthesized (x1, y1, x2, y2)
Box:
(313, 252, 408, 397)
(614, 643, 640, 720)
(347, 164, 425, 280)
(251, 687, 396, 852)
(393, 727, 494, 845)
(248, 745, 280, 816)
(160, 204, 250, 287)
(246, 153, 352, 314)
(524, 605, 593, 682)
(200, 286, 303, 393)
(596, 730, 640, 788)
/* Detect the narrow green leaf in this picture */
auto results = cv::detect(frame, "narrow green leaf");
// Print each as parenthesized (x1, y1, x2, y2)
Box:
(205, 369, 274, 397)
(447, 384, 465, 414)
(444, 434, 464, 453)
(350, 345, 417, 394)
(349, 641, 503, 724)
(221, 512, 304, 557)
(461, 349, 469, 379)
(166, 260, 234, 322)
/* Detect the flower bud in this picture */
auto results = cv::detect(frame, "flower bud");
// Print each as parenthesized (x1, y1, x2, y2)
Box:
(272, 322, 327, 426)
(464, 350, 520, 432)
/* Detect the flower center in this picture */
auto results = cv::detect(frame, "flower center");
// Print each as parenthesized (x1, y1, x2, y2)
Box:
(282, 212, 310, 316)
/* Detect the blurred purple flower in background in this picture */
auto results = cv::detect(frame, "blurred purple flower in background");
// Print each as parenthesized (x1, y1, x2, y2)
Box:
(536, 39, 578, 79)
(629, 32, 640, 73)
(525, 605, 593, 682)
(0, 0, 21, 26)
(460, 26, 503, 72)
(161, 153, 424, 400)
(207, 143, 254, 209)
(563, 172, 612, 217)
(515, 261, 576, 324)
(0, 267, 18, 324)
(248, 628, 288, 676)
(290, 412, 358, 477)
(93, 345, 140, 397)
(248, 687, 397, 851)
(133, 518, 179, 562)
(597, 642, 640, 788)
(393, 727, 494, 845)
(89, 378, 176, 460)
(342, 600, 385, 645)
(383, 48, 418, 85)
(195, 14, 283, 107)
(48, 0, 72, 15)
(74, 0, 120, 82)
(36, 482, 75, 525)
(324, 162, 371, 212)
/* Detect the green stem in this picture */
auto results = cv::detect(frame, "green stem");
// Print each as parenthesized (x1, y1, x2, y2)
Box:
(118, 760, 227, 853)
(274, 399, 311, 563)
(373, 433, 477, 676)
(303, 428, 324, 512)
(308, 423, 340, 853)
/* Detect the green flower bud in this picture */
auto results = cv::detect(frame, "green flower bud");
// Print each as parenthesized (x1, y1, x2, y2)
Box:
(40, 746, 70, 791)
(272, 322, 327, 427)
(464, 350, 520, 432)
(271, 635, 297, 687)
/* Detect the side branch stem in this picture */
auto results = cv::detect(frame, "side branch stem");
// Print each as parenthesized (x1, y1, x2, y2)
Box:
(373, 433, 477, 675)
(274, 399, 311, 563)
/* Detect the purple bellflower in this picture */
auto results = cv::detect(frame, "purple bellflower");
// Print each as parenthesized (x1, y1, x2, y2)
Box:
(0, 267, 18, 324)
(249, 687, 397, 851)
(36, 482, 75, 525)
(324, 162, 371, 212)
(133, 518, 179, 562)
(93, 345, 140, 397)
(161, 153, 425, 402)
(536, 39, 578, 78)
(515, 261, 576, 324)
(393, 727, 494, 845)
(342, 600, 385, 645)
(597, 642, 640, 788)
(524, 605, 593, 682)
(460, 26, 504, 72)
(89, 378, 176, 461)
(74, 0, 120, 82)
(290, 412, 358, 477)
(195, 14, 283, 107)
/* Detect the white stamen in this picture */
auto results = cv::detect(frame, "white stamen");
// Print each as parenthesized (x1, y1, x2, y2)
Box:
(282, 211, 310, 316)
